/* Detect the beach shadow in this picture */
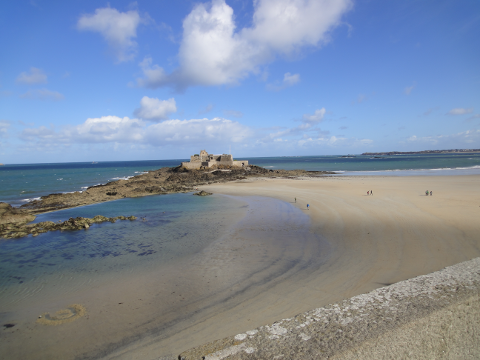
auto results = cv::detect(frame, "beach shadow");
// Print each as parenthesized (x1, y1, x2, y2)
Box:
(375, 282, 393, 287)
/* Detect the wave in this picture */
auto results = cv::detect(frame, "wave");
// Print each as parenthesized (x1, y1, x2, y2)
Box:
(111, 176, 134, 181)
(21, 197, 41, 202)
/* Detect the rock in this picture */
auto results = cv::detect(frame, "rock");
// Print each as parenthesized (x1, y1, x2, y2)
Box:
(193, 190, 213, 196)
(0, 202, 36, 225)
(0, 215, 136, 239)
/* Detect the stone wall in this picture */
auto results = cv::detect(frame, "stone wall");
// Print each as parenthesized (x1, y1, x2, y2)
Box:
(181, 161, 202, 170)
(178, 257, 480, 359)
(182, 151, 248, 169)
(233, 160, 248, 167)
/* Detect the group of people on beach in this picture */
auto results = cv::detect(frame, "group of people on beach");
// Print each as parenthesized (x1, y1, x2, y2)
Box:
(367, 190, 373, 196)
(425, 190, 433, 196)
(295, 198, 310, 210)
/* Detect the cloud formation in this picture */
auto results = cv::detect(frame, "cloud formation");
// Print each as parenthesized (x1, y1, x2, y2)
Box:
(447, 108, 474, 115)
(20, 116, 252, 148)
(266, 72, 300, 91)
(77, 7, 143, 62)
(264, 108, 327, 141)
(19, 89, 65, 101)
(406, 129, 480, 147)
(134, 97, 177, 121)
(16, 67, 47, 84)
(302, 108, 326, 124)
(136, 0, 352, 90)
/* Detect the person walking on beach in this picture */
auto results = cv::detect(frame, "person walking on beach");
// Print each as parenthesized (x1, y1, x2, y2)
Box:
(426, 190, 429, 196)
(430, 191, 432, 196)
(295, 197, 296, 203)
(371, 190, 373, 196)
(307, 204, 309, 210)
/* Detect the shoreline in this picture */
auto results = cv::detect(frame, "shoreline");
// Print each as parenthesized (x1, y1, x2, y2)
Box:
(171, 174, 480, 358)
(1, 173, 479, 359)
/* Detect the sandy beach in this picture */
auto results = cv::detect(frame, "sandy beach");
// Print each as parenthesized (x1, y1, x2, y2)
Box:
(2, 174, 479, 359)
(105, 174, 480, 358)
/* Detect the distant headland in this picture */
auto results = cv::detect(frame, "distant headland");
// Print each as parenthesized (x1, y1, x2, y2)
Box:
(362, 149, 480, 156)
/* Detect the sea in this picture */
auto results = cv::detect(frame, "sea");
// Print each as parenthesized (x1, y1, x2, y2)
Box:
(1, 152, 479, 359)
(2, 153, 480, 206)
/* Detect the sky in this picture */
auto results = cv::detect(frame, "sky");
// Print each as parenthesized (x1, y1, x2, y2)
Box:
(1, 0, 479, 164)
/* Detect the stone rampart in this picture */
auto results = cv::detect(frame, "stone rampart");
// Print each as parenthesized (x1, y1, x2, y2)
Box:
(178, 257, 480, 359)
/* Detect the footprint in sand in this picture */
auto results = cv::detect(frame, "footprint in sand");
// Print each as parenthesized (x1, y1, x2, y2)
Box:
(36, 304, 86, 326)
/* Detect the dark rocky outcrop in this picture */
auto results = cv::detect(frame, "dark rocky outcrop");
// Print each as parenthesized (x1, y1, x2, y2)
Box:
(0, 215, 136, 239)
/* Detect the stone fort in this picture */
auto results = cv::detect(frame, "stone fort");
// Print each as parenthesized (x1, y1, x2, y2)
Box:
(181, 150, 249, 170)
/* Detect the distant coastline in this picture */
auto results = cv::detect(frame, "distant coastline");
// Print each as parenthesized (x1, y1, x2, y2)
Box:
(362, 149, 480, 156)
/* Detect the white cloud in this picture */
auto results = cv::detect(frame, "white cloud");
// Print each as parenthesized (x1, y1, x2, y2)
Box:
(145, 118, 252, 145)
(77, 7, 142, 62)
(133, 97, 177, 121)
(267, 72, 300, 91)
(405, 129, 480, 147)
(136, 0, 352, 89)
(447, 108, 474, 115)
(19, 88, 64, 101)
(16, 67, 47, 84)
(20, 116, 252, 148)
(302, 108, 326, 124)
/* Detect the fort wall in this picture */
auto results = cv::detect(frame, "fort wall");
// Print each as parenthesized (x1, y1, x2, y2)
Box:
(181, 150, 248, 169)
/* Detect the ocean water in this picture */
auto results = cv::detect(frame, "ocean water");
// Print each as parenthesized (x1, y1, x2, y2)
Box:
(1, 153, 479, 206)
(245, 153, 480, 174)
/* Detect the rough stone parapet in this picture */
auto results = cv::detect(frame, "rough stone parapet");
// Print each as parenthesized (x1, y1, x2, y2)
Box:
(178, 257, 480, 359)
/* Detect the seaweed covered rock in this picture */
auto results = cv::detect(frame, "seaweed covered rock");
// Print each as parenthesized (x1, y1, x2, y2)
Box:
(0, 215, 137, 240)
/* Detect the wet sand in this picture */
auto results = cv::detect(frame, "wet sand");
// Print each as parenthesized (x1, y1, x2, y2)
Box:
(2, 175, 479, 359)
(0, 195, 323, 360)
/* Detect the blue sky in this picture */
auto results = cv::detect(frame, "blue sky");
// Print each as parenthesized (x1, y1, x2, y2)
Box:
(1, 0, 479, 163)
